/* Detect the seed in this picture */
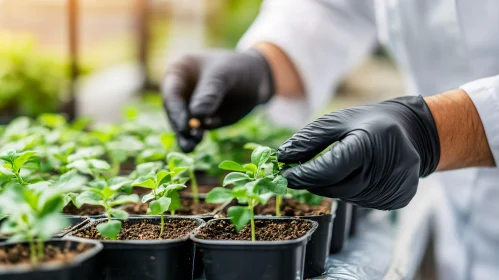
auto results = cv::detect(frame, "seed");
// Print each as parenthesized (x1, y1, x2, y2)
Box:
(188, 118, 201, 128)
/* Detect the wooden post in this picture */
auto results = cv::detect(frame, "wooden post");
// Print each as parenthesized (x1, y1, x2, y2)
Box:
(65, 0, 79, 120)
(135, 0, 154, 93)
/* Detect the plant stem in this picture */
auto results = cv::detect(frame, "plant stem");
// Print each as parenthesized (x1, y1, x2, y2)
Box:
(110, 157, 120, 177)
(37, 240, 44, 259)
(170, 210, 175, 216)
(160, 214, 164, 237)
(249, 200, 256, 242)
(275, 195, 282, 217)
(189, 169, 199, 204)
(14, 172, 26, 185)
(28, 237, 37, 264)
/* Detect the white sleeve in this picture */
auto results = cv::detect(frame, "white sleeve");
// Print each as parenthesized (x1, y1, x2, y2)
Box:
(460, 75, 499, 164)
(237, 0, 377, 116)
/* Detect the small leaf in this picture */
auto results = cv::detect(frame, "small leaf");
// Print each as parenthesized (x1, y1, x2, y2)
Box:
(168, 191, 182, 211)
(271, 175, 288, 195)
(206, 187, 234, 203)
(88, 159, 111, 170)
(164, 184, 186, 193)
(110, 208, 129, 220)
(109, 177, 132, 191)
(132, 177, 156, 189)
(223, 172, 250, 187)
(257, 192, 274, 205)
(142, 192, 156, 203)
(97, 220, 122, 239)
(243, 142, 261, 150)
(13, 151, 37, 172)
(218, 160, 247, 172)
(251, 146, 273, 169)
(149, 197, 171, 214)
(74, 191, 102, 208)
(160, 133, 176, 150)
(231, 186, 248, 198)
(243, 163, 257, 174)
(228, 206, 252, 232)
(156, 171, 171, 186)
(110, 194, 139, 206)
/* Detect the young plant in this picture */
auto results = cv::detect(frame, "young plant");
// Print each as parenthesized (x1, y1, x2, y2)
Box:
(132, 167, 187, 236)
(206, 146, 287, 241)
(74, 178, 138, 239)
(0, 149, 40, 185)
(66, 147, 110, 179)
(0, 171, 87, 264)
(167, 152, 199, 203)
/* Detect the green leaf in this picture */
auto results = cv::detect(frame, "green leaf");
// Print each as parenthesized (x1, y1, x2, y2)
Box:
(164, 184, 186, 193)
(223, 172, 250, 187)
(251, 146, 273, 168)
(231, 186, 248, 199)
(55, 170, 88, 193)
(168, 191, 182, 212)
(132, 177, 156, 189)
(88, 159, 111, 170)
(206, 187, 234, 203)
(74, 191, 102, 208)
(34, 213, 69, 240)
(156, 171, 171, 186)
(218, 160, 247, 172)
(149, 197, 171, 214)
(3, 117, 30, 139)
(109, 177, 132, 191)
(257, 192, 274, 205)
(160, 133, 176, 150)
(110, 208, 129, 220)
(110, 194, 139, 207)
(228, 206, 252, 232)
(271, 175, 288, 195)
(244, 181, 258, 195)
(37, 113, 67, 128)
(167, 152, 194, 169)
(13, 151, 36, 172)
(97, 220, 122, 239)
(141, 192, 155, 203)
(243, 163, 257, 174)
(243, 142, 261, 150)
(0, 149, 16, 163)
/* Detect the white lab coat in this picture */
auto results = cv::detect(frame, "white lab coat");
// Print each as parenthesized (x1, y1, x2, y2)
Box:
(238, 1, 499, 279)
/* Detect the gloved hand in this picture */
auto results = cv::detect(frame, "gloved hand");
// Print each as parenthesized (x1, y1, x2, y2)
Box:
(161, 49, 274, 152)
(277, 96, 440, 210)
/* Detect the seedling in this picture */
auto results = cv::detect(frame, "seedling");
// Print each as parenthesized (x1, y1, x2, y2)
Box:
(66, 147, 110, 179)
(74, 178, 139, 239)
(167, 152, 199, 203)
(206, 146, 287, 241)
(0, 171, 87, 264)
(132, 167, 187, 236)
(0, 149, 40, 185)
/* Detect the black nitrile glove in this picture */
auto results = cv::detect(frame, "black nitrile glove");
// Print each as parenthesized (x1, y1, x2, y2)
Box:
(277, 96, 440, 210)
(161, 49, 274, 152)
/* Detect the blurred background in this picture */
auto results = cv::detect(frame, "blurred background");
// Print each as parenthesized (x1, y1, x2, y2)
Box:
(0, 0, 404, 125)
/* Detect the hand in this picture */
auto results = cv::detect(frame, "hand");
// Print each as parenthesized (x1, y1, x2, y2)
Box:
(277, 96, 440, 210)
(161, 49, 274, 152)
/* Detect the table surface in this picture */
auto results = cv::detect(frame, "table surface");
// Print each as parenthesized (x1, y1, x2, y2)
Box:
(312, 177, 438, 280)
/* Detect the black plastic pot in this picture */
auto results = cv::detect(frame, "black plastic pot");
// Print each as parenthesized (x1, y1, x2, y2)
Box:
(191, 218, 318, 280)
(0, 237, 102, 280)
(54, 216, 91, 238)
(330, 201, 353, 254)
(67, 216, 204, 280)
(349, 205, 358, 237)
(299, 199, 337, 278)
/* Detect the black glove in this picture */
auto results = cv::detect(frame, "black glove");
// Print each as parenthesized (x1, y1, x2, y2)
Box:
(277, 96, 440, 210)
(161, 49, 274, 152)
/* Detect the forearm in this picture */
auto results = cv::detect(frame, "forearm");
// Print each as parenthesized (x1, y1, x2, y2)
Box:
(252, 43, 305, 99)
(425, 89, 495, 170)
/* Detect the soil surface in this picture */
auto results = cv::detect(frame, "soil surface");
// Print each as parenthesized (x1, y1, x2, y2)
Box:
(123, 197, 220, 216)
(72, 219, 198, 240)
(222, 198, 332, 217)
(63, 202, 105, 216)
(195, 219, 312, 241)
(0, 242, 90, 266)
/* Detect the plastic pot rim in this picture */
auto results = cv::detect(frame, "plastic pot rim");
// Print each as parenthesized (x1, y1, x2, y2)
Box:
(191, 217, 318, 246)
(0, 237, 103, 275)
(65, 216, 205, 245)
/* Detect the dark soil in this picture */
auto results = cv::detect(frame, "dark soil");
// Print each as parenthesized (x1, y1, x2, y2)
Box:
(0, 242, 90, 266)
(72, 219, 198, 240)
(195, 219, 312, 241)
(63, 202, 105, 216)
(132, 187, 151, 195)
(123, 197, 220, 216)
(222, 198, 332, 217)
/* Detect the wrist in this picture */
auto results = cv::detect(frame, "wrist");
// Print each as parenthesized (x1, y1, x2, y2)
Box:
(252, 43, 305, 99)
(424, 89, 495, 170)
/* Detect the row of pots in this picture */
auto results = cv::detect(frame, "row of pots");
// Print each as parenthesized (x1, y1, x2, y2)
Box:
(0, 200, 356, 280)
